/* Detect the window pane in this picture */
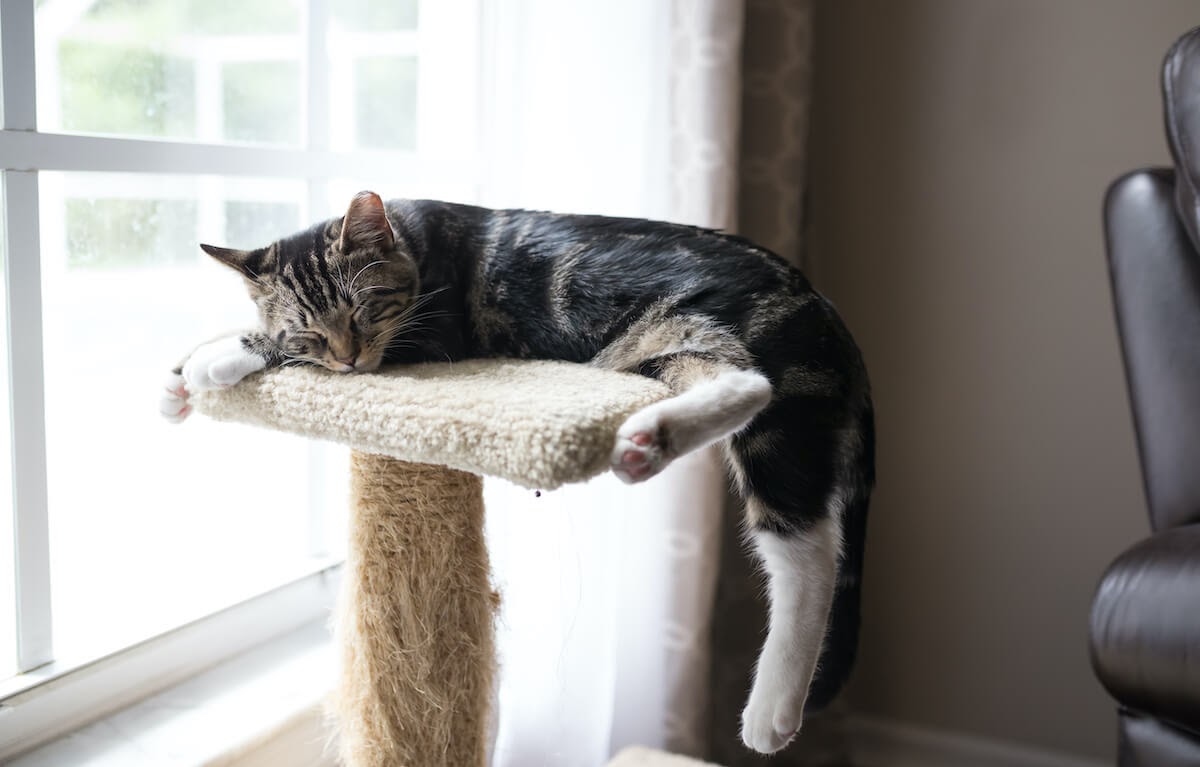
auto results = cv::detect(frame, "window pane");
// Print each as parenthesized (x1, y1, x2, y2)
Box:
(224, 201, 300, 247)
(37, 0, 304, 146)
(223, 60, 302, 145)
(333, 0, 418, 31)
(39, 172, 339, 663)
(354, 57, 417, 151)
(65, 198, 197, 269)
(0, 180, 16, 680)
(329, 5, 419, 152)
(56, 40, 195, 139)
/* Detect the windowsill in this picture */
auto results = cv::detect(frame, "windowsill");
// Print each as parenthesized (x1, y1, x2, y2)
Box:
(9, 621, 337, 767)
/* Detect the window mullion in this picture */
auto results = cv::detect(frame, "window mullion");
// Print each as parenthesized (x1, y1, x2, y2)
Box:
(1, 0, 53, 674)
(6, 171, 52, 675)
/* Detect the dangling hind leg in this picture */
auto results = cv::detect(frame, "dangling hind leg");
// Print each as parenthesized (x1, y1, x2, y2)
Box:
(726, 400, 853, 754)
(740, 513, 840, 753)
(609, 356, 771, 483)
(591, 307, 773, 483)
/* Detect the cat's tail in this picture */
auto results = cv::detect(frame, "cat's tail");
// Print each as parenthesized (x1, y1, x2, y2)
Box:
(807, 398, 874, 711)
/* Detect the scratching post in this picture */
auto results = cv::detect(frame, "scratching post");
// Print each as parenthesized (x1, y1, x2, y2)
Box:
(192, 360, 669, 766)
(338, 456, 493, 766)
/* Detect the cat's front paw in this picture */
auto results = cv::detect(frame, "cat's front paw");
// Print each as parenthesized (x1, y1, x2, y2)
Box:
(181, 336, 267, 392)
(159, 372, 192, 423)
(740, 667, 806, 754)
(611, 407, 672, 483)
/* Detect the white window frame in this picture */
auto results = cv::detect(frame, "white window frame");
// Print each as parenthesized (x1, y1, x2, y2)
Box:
(0, 0, 481, 759)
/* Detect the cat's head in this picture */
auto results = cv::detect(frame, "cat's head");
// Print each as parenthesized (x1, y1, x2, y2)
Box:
(201, 191, 418, 373)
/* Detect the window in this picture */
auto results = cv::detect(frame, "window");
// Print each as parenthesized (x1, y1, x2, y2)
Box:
(0, 0, 481, 758)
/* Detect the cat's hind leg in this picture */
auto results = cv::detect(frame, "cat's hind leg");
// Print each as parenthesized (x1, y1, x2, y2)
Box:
(739, 514, 840, 753)
(611, 362, 771, 483)
(592, 307, 772, 483)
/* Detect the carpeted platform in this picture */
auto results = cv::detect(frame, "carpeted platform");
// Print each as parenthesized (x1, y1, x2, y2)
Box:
(192, 358, 669, 490)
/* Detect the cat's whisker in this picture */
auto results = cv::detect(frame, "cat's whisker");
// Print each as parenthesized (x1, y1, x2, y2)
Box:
(348, 259, 387, 294)
(373, 302, 452, 331)
(389, 312, 456, 334)
(353, 284, 387, 299)
(333, 259, 349, 298)
(393, 285, 450, 314)
(383, 342, 418, 353)
(408, 307, 455, 318)
(390, 304, 456, 325)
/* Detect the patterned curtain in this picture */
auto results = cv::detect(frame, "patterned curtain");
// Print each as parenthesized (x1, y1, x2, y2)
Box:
(658, 0, 744, 756)
(670, 0, 745, 233)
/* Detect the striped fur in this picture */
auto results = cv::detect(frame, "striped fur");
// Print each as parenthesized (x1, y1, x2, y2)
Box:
(169, 190, 875, 754)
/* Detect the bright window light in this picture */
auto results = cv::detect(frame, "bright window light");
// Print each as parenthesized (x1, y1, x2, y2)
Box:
(0, 0, 479, 758)
(36, 0, 305, 146)
(38, 171, 344, 663)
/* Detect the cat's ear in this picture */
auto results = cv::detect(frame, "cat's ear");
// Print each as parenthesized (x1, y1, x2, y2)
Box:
(340, 191, 395, 251)
(200, 243, 269, 280)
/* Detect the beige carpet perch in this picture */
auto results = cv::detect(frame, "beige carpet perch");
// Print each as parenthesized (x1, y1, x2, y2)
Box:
(193, 358, 669, 490)
(191, 359, 669, 767)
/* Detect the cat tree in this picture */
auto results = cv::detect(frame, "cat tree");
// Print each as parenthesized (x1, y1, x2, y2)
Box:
(191, 359, 722, 767)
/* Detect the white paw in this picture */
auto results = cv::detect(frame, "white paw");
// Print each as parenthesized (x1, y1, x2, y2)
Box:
(610, 406, 673, 483)
(159, 372, 192, 423)
(740, 664, 807, 754)
(181, 336, 266, 392)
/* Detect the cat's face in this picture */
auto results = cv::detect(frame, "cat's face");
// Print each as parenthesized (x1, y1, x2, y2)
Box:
(202, 191, 417, 373)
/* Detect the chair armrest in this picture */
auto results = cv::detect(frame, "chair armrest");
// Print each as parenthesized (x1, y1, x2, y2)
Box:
(1090, 524, 1200, 734)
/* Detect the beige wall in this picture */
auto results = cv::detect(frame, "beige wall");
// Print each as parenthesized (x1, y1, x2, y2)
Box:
(806, 1, 1198, 761)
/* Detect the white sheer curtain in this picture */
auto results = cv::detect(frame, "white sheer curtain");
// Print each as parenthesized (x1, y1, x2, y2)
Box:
(478, 2, 745, 765)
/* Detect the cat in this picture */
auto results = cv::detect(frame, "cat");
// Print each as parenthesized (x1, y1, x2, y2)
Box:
(159, 191, 874, 754)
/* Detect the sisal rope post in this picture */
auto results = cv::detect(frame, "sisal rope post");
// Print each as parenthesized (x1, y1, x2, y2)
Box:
(335, 452, 496, 767)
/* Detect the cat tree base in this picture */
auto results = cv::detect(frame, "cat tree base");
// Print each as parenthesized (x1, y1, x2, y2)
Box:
(192, 359, 669, 766)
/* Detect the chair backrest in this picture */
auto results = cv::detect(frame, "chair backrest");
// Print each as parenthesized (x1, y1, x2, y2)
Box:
(1105, 168, 1200, 531)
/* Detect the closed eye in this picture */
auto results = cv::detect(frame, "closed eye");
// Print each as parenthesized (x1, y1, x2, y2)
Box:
(286, 331, 326, 354)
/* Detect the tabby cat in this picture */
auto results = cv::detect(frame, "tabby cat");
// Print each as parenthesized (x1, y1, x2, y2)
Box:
(160, 191, 874, 754)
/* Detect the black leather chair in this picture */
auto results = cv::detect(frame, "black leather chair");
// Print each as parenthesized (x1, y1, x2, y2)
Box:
(1092, 26, 1200, 767)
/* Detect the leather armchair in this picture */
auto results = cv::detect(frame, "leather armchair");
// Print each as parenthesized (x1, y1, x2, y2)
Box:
(1093, 26, 1200, 766)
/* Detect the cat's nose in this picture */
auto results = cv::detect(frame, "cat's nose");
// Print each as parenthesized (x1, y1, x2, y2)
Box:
(335, 355, 357, 369)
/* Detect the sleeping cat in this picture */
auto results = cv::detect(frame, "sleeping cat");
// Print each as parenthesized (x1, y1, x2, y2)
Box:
(159, 191, 874, 754)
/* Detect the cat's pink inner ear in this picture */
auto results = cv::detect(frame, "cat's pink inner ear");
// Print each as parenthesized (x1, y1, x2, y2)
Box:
(341, 191, 395, 250)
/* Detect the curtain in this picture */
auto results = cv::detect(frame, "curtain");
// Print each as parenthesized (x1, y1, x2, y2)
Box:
(479, 1, 819, 764)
